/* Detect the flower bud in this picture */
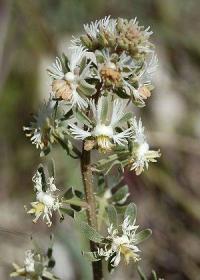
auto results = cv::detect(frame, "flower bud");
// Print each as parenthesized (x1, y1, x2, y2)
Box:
(98, 32, 109, 47)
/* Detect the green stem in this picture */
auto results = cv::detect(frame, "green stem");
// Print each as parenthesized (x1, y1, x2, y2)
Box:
(81, 145, 103, 280)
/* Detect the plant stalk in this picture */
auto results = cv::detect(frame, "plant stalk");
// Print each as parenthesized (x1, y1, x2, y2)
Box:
(81, 145, 103, 280)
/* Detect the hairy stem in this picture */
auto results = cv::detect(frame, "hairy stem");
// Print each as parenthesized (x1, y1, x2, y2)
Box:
(81, 145, 103, 280)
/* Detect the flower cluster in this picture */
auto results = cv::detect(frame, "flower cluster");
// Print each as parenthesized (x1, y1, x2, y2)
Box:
(10, 248, 59, 279)
(79, 16, 153, 57)
(79, 203, 151, 270)
(27, 169, 62, 227)
(24, 16, 159, 172)
(98, 217, 141, 267)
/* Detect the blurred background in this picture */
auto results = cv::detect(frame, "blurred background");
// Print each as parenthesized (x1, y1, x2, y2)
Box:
(0, 0, 200, 279)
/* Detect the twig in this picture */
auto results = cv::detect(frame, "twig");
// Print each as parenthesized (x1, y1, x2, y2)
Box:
(81, 146, 103, 280)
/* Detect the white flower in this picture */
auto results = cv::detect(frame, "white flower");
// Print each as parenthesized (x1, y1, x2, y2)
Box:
(48, 56, 64, 80)
(130, 118, 160, 175)
(99, 15, 117, 34)
(69, 97, 132, 152)
(10, 248, 58, 279)
(98, 217, 140, 267)
(27, 171, 62, 227)
(131, 117, 146, 144)
(130, 53, 158, 103)
(23, 99, 55, 150)
(83, 15, 117, 40)
(10, 250, 36, 279)
(48, 46, 91, 109)
(136, 52, 158, 88)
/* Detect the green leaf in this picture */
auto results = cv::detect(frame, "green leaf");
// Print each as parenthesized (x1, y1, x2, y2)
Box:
(152, 271, 158, 280)
(34, 262, 44, 275)
(79, 56, 87, 74)
(117, 112, 133, 125)
(112, 185, 129, 204)
(95, 50, 105, 64)
(49, 158, 56, 179)
(82, 251, 100, 262)
(73, 108, 92, 126)
(61, 53, 69, 71)
(64, 187, 83, 200)
(55, 136, 79, 159)
(55, 136, 69, 154)
(37, 165, 47, 192)
(115, 88, 130, 99)
(47, 248, 53, 258)
(42, 270, 60, 280)
(64, 187, 74, 200)
(132, 99, 145, 108)
(60, 208, 74, 218)
(107, 256, 115, 273)
(40, 146, 51, 157)
(134, 229, 152, 245)
(74, 209, 87, 222)
(124, 203, 137, 223)
(74, 189, 84, 199)
(100, 97, 108, 123)
(115, 205, 127, 215)
(78, 80, 96, 97)
(75, 219, 104, 243)
(106, 205, 118, 228)
(97, 174, 105, 194)
(63, 108, 73, 120)
(48, 258, 55, 268)
(105, 159, 124, 175)
(137, 266, 147, 280)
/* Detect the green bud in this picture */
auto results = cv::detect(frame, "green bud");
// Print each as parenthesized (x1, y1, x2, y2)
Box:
(98, 32, 109, 47)
(80, 35, 93, 49)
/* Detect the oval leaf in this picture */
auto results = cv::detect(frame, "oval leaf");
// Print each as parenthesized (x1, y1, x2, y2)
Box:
(137, 266, 147, 280)
(124, 203, 137, 223)
(76, 220, 104, 243)
(106, 205, 118, 228)
(112, 185, 129, 204)
(134, 229, 152, 245)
